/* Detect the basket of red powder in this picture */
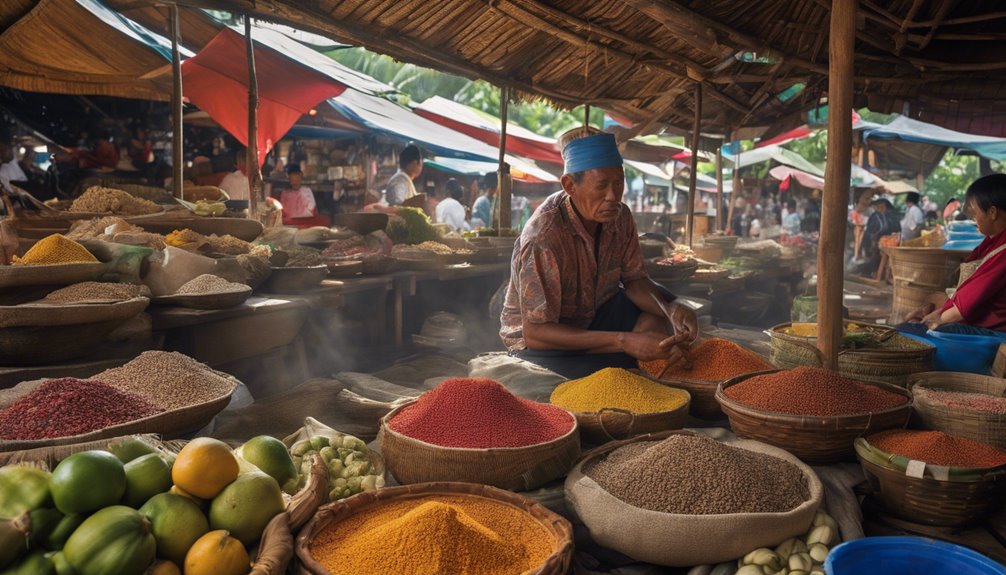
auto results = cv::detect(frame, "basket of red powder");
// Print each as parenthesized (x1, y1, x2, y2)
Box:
(856, 430, 1006, 526)
(715, 367, 912, 464)
(378, 377, 579, 491)
(639, 338, 773, 418)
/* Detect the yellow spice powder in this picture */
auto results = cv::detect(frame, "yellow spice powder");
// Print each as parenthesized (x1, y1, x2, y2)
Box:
(12, 234, 98, 265)
(550, 367, 689, 414)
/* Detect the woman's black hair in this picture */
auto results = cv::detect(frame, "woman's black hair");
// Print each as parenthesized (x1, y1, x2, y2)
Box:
(965, 174, 1006, 213)
(399, 144, 422, 169)
(446, 178, 464, 201)
(905, 191, 921, 205)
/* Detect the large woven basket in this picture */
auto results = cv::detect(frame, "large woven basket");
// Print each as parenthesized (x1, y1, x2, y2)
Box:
(295, 482, 574, 575)
(0, 297, 149, 328)
(768, 322, 934, 387)
(644, 258, 698, 282)
(0, 262, 106, 290)
(572, 392, 690, 445)
(0, 370, 240, 453)
(910, 371, 1006, 451)
(855, 438, 1006, 527)
(883, 245, 968, 290)
(653, 374, 737, 419)
(378, 401, 580, 491)
(716, 371, 913, 465)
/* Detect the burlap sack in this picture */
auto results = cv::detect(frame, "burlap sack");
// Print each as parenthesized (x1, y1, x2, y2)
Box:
(564, 434, 823, 567)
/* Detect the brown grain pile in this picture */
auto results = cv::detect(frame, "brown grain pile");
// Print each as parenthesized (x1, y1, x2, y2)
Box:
(42, 282, 150, 304)
(92, 350, 236, 410)
(66, 216, 143, 239)
(284, 246, 324, 267)
(175, 274, 247, 295)
(583, 434, 809, 515)
(70, 186, 161, 215)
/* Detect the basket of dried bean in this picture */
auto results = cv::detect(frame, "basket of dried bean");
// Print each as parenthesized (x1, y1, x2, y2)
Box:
(565, 430, 822, 567)
(909, 372, 1006, 451)
(639, 338, 774, 418)
(549, 368, 690, 444)
(296, 482, 574, 575)
(855, 430, 1006, 526)
(0, 351, 239, 453)
(378, 377, 580, 491)
(716, 367, 912, 464)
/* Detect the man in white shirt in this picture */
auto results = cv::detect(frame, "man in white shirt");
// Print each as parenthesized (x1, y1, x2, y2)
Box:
(385, 144, 422, 206)
(279, 163, 317, 221)
(0, 141, 27, 190)
(218, 148, 250, 201)
(435, 178, 471, 231)
(900, 191, 926, 241)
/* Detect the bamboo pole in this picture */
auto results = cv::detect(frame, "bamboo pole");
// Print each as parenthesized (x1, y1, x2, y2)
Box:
(817, 0, 857, 370)
(715, 140, 724, 232)
(685, 82, 702, 246)
(169, 5, 183, 199)
(497, 85, 512, 231)
(727, 131, 738, 234)
(245, 17, 263, 220)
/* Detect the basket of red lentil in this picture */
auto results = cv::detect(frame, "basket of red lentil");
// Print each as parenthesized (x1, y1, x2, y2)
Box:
(295, 482, 574, 575)
(715, 366, 912, 464)
(855, 430, 1006, 526)
(638, 338, 774, 418)
(378, 377, 580, 491)
(909, 371, 1006, 451)
(0, 351, 240, 453)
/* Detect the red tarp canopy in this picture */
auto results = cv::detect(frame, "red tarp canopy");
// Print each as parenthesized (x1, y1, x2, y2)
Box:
(182, 27, 347, 164)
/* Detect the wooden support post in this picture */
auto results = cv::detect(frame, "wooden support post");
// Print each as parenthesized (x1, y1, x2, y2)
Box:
(245, 17, 264, 220)
(715, 140, 724, 232)
(583, 104, 590, 128)
(685, 82, 702, 246)
(727, 132, 739, 234)
(817, 0, 857, 370)
(497, 85, 512, 231)
(169, 5, 183, 199)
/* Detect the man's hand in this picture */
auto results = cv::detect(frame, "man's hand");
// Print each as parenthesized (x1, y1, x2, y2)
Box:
(922, 309, 943, 330)
(669, 302, 698, 342)
(622, 331, 690, 365)
(904, 302, 936, 323)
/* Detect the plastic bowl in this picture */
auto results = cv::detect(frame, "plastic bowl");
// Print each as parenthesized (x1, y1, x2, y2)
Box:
(924, 330, 1003, 374)
(825, 536, 1006, 575)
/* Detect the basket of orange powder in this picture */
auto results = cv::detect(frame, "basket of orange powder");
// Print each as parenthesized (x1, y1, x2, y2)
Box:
(295, 482, 574, 575)
(638, 338, 773, 418)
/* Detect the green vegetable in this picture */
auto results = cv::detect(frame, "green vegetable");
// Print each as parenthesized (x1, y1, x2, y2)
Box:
(396, 207, 439, 244)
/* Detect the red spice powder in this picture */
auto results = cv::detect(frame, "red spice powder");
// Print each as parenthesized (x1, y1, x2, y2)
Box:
(723, 366, 907, 417)
(640, 338, 772, 381)
(0, 377, 163, 440)
(388, 377, 574, 448)
(869, 429, 1006, 468)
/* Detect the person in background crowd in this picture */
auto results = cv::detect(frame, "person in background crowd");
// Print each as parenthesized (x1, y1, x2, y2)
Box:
(861, 198, 900, 275)
(425, 185, 440, 220)
(472, 173, 497, 228)
(943, 197, 962, 224)
(69, 129, 118, 171)
(279, 163, 318, 223)
(0, 138, 27, 190)
(385, 144, 422, 206)
(922, 194, 939, 215)
(435, 178, 470, 232)
(782, 199, 801, 235)
(900, 191, 925, 241)
(218, 148, 250, 201)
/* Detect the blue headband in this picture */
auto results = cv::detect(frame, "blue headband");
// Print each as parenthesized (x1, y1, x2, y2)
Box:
(562, 133, 623, 174)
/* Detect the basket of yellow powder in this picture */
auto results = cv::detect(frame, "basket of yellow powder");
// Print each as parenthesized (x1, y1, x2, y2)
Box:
(297, 482, 574, 575)
(0, 234, 106, 290)
(550, 368, 691, 444)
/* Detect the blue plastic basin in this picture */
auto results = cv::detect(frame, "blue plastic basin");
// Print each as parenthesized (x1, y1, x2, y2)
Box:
(925, 330, 1003, 374)
(943, 239, 983, 251)
(825, 537, 1006, 575)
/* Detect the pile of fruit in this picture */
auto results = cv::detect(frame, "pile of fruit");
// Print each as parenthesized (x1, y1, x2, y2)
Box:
(735, 510, 838, 575)
(0, 434, 302, 575)
(288, 432, 385, 501)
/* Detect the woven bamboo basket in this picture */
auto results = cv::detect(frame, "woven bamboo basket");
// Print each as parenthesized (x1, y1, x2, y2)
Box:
(883, 246, 968, 290)
(0, 370, 240, 453)
(910, 371, 1006, 451)
(295, 482, 574, 575)
(644, 258, 698, 282)
(152, 286, 252, 309)
(378, 401, 580, 491)
(768, 322, 934, 387)
(716, 371, 913, 464)
(0, 433, 180, 468)
(855, 438, 1006, 527)
(0, 261, 107, 290)
(890, 280, 936, 324)
(572, 393, 690, 445)
(0, 297, 149, 328)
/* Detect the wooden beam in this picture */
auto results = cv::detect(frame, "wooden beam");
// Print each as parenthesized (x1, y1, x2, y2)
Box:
(497, 85, 512, 231)
(914, 10, 1006, 27)
(818, 0, 857, 371)
(728, 133, 739, 234)
(894, 0, 926, 54)
(916, 0, 959, 51)
(685, 82, 702, 247)
(245, 17, 263, 220)
(169, 4, 183, 200)
(613, 88, 689, 141)
(715, 139, 723, 233)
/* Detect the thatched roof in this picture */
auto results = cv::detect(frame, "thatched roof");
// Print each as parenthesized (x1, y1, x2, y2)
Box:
(5, 0, 1006, 138)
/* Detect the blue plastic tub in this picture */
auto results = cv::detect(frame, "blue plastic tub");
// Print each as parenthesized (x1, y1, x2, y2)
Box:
(925, 330, 1004, 374)
(947, 221, 979, 233)
(943, 239, 983, 251)
(825, 537, 1006, 575)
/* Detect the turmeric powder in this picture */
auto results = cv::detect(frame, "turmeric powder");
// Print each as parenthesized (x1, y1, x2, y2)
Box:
(550, 368, 689, 414)
(640, 338, 772, 382)
(309, 496, 553, 575)
(11, 234, 98, 265)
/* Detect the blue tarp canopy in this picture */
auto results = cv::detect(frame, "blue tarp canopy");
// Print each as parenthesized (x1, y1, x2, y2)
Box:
(863, 116, 1006, 161)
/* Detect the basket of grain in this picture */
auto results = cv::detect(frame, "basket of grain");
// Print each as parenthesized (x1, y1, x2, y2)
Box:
(716, 367, 912, 465)
(638, 338, 774, 418)
(151, 274, 252, 309)
(549, 368, 690, 444)
(0, 351, 240, 453)
(378, 377, 579, 491)
(296, 482, 573, 575)
(565, 430, 823, 567)
(855, 430, 1006, 527)
(909, 372, 1006, 451)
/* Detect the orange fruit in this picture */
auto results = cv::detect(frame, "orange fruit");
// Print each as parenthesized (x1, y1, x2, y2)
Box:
(183, 530, 249, 575)
(147, 560, 182, 575)
(171, 438, 239, 500)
